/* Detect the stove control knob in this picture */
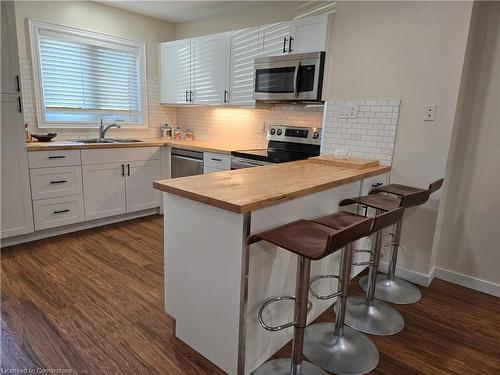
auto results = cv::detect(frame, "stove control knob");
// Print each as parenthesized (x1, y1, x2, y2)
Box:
(276, 129, 283, 136)
(269, 128, 276, 135)
(312, 131, 320, 139)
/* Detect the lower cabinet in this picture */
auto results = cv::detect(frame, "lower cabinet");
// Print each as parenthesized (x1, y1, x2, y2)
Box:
(82, 162, 127, 221)
(33, 195, 85, 231)
(82, 150, 161, 221)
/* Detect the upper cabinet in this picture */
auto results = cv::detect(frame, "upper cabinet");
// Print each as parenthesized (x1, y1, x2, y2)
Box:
(159, 13, 330, 107)
(159, 39, 191, 104)
(192, 33, 227, 105)
(227, 26, 262, 106)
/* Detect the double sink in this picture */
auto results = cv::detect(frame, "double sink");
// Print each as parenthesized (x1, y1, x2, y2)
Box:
(74, 138, 144, 144)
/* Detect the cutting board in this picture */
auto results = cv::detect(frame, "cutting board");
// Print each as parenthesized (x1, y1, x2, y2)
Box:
(309, 154, 379, 169)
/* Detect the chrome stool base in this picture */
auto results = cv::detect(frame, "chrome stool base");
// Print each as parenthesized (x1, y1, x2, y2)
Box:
(252, 358, 328, 375)
(338, 296, 404, 336)
(303, 323, 379, 375)
(359, 274, 422, 304)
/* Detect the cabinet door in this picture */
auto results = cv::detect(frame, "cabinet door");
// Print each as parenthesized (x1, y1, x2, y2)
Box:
(1, 95, 34, 238)
(192, 33, 227, 105)
(228, 27, 262, 105)
(82, 162, 126, 220)
(290, 14, 328, 54)
(159, 39, 191, 104)
(1, 2, 20, 94)
(260, 21, 291, 56)
(125, 160, 161, 213)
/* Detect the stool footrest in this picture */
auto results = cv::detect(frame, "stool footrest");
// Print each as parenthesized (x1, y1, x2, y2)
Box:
(353, 261, 373, 267)
(310, 274, 342, 300)
(258, 296, 313, 332)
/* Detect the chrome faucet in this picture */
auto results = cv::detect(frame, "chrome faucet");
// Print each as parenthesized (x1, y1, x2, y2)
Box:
(98, 119, 121, 141)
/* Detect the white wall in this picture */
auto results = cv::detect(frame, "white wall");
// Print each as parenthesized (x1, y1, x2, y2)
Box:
(433, 1, 500, 293)
(325, 1, 473, 277)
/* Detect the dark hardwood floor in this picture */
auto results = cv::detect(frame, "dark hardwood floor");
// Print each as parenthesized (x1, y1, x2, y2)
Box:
(1, 215, 499, 374)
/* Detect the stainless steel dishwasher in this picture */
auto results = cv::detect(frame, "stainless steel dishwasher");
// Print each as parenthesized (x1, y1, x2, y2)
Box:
(171, 148, 204, 178)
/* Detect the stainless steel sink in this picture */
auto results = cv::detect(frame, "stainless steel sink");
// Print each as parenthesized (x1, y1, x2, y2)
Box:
(108, 139, 144, 143)
(74, 138, 144, 144)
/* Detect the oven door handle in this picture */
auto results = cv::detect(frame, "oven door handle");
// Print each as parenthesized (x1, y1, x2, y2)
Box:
(293, 62, 301, 98)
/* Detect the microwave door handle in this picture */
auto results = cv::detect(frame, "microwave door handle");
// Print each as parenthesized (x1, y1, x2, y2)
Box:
(293, 62, 301, 98)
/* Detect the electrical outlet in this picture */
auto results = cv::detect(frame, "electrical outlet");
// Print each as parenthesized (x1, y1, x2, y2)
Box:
(424, 104, 436, 121)
(339, 102, 357, 119)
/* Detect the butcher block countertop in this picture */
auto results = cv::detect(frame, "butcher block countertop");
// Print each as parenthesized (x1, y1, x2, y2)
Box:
(154, 160, 390, 213)
(26, 139, 257, 154)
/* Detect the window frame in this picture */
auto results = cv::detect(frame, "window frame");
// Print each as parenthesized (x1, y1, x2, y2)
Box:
(28, 19, 148, 129)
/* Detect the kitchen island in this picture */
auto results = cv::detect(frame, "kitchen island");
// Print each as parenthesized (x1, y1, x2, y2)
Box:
(154, 160, 390, 374)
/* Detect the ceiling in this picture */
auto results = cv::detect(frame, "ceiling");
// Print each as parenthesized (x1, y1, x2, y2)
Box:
(98, 1, 274, 23)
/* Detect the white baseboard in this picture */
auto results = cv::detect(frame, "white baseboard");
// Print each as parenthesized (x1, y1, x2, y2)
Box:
(1, 208, 160, 248)
(434, 267, 500, 298)
(378, 261, 435, 287)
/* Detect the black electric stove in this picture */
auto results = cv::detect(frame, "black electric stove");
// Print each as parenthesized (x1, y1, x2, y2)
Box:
(231, 125, 321, 169)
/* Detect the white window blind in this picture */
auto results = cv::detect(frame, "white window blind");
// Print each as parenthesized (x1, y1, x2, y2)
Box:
(30, 20, 147, 127)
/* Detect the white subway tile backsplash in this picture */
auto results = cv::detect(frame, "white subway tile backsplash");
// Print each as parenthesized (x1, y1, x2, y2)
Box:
(321, 98, 400, 165)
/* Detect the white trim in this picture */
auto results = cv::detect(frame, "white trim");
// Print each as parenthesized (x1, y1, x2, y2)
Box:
(27, 19, 148, 129)
(434, 267, 500, 298)
(378, 261, 435, 287)
(0, 208, 159, 248)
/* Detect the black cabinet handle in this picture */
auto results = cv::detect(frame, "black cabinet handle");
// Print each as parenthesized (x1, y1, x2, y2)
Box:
(288, 36, 293, 53)
(283, 37, 288, 53)
(127, 163, 130, 176)
(53, 209, 70, 214)
(121, 164, 125, 176)
(211, 158, 222, 162)
(48, 155, 65, 159)
(17, 96, 22, 113)
(50, 180, 67, 184)
(223, 90, 228, 103)
(189, 91, 193, 102)
(16, 75, 20, 92)
(185, 90, 189, 102)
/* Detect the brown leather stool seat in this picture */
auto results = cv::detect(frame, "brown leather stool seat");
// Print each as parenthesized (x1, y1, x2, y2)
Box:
(248, 215, 373, 261)
(313, 211, 369, 230)
(340, 194, 401, 212)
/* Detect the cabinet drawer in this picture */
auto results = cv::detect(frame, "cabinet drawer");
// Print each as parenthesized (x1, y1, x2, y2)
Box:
(28, 150, 81, 168)
(33, 195, 84, 231)
(30, 166, 83, 200)
(203, 152, 230, 170)
(81, 147, 160, 165)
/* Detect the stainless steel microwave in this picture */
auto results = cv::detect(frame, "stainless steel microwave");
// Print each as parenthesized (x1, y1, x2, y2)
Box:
(254, 51, 325, 102)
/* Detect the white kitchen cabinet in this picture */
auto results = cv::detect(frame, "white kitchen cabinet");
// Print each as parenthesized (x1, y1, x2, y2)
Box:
(33, 195, 85, 231)
(125, 160, 161, 212)
(82, 162, 127, 221)
(0, 2, 34, 239)
(227, 26, 262, 105)
(203, 152, 231, 172)
(30, 166, 83, 200)
(290, 14, 329, 54)
(260, 21, 292, 56)
(192, 33, 227, 105)
(1, 96, 35, 238)
(159, 39, 192, 104)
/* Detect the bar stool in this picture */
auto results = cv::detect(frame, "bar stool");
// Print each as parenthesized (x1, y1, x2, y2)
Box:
(344, 179, 444, 304)
(301, 212, 381, 375)
(249, 214, 374, 375)
(317, 208, 406, 336)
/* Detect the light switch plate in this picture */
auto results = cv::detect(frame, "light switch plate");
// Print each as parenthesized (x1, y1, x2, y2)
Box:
(339, 102, 357, 119)
(424, 104, 436, 121)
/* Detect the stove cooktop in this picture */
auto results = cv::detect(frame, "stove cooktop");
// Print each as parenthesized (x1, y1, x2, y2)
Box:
(231, 148, 313, 164)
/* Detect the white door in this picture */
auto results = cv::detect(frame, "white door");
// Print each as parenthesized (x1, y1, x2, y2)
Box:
(227, 26, 262, 105)
(82, 162, 126, 220)
(125, 160, 161, 213)
(1, 2, 20, 94)
(159, 39, 192, 104)
(260, 21, 291, 56)
(1, 95, 35, 238)
(290, 14, 329, 54)
(192, 33, 227, 105)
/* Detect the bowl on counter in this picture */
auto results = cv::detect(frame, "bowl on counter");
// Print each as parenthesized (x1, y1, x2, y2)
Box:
(32, 133, 57, 142)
